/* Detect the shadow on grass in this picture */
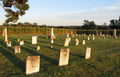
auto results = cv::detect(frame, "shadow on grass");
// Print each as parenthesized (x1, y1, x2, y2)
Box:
(70, 53, 85, 58)
(22, 46, 58, 65)
(0, 46, 25, 73)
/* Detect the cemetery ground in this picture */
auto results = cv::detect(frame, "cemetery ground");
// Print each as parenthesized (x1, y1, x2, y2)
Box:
(0, 34, 120, 77)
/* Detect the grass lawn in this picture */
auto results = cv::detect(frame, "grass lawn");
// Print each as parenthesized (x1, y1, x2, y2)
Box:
(0, 34, 120, 77)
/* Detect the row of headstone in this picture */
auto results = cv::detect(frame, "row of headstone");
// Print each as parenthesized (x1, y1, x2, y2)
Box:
(14, 45, 40, 54)
(25, 47, 92, 75)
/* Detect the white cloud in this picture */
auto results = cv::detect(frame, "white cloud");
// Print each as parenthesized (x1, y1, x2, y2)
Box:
(103, 6, 120, 10)
(93, 8, 99, 11)
(59, 11, 82, 15)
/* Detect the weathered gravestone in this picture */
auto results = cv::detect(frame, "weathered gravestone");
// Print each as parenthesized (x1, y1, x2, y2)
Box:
(100, 31, 102, 36)
(4, 28, 8, 42)
(72, 35, 74, 37)
(26, 56, 40, 75)
(20, 41, 24, 45)
(32, 36, 37, 44)
(59, 48, 70, 66)
(6, 41, 11, 47)
(88, 36, 90, 40)
(96, 31, 98, 36)
(14, 46, 20, 54)
(37, 46, 40, 50)
(66, 34, 69, 37)
(64, 31, 66, 35)
(85, 47, 91, 59)
(102, 34, 105, 36)
(17, 39, 20, 41)
(82, 40, 85, 45)
(75, 34, 78, 36)
(70, 31, 73, 35)
(89, 34, 91, 36)
(113, 29, 117, 38)
(84, 33, 86, 37)
(75, 39, 79, 45)
(64, 37, 70, 46)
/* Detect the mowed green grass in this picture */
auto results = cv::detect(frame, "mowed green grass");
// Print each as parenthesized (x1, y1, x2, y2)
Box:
(0, 34, 120, 77)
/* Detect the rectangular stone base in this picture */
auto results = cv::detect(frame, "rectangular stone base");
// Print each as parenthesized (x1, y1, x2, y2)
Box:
(48, 36, 56, 39)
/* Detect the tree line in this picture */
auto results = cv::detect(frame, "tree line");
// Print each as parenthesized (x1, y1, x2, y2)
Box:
(1, 16, 120, 29)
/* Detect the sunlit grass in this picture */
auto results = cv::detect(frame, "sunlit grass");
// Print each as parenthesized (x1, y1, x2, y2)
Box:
(0, 34, 120, 77)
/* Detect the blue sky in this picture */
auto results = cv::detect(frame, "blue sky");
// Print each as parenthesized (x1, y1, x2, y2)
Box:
(0, 0, 120, 26)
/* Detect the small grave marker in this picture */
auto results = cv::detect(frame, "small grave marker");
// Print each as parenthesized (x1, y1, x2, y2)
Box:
(20, 41, 24, 45)
(32, 36, 37, 44)
(85, 47, 91, 59)
(75, 39, 79, 45)
(82, 40, 85, 45)
(37, 46, 40, 50)
(6, 41, 11, 47)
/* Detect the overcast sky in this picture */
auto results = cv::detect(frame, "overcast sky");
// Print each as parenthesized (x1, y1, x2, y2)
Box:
(0, 0, 120, 26)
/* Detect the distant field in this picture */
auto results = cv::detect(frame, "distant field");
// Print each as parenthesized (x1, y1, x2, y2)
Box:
(0, 34, 120, 77)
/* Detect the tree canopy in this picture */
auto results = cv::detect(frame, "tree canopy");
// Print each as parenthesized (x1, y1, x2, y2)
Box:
(0, 0, 29, 23)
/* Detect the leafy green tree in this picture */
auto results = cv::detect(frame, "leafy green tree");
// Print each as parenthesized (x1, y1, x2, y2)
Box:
(89, 21, 96, 29)
(33, 22, 38, 27)
(24, 22, 32, 26)
(82, 20, 89, 29)
(17, 22, 24, 26)
(0, 0, 29, 23)
(3, 22, 10, 26)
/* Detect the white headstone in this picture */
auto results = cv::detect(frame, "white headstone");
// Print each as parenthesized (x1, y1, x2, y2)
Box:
(26, 56, 40, 75)
(32, 36, 37, 44)
(85, 47, 91, 59)
(64, 38, 70, 46)
(17, 39, 20, 41)
(113, 29, 117, 38)
(51, 39, 54, 43)
(37, 46, 40, 50)
(6, 41, 11, 47)
(59, 48, 70, 66)
(75, 39, 79, 45)
(20, 41, 24, 45)
(67, 34, 69, 37)
(14, 46, 20, 54)
(82, 40, 85, 45)
(50, 28, 54, 36)
(88, 36, 90, 40)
